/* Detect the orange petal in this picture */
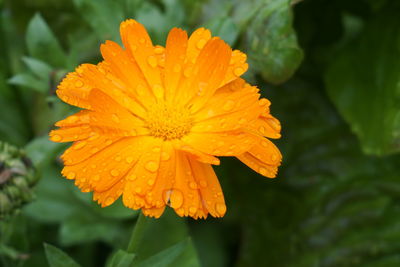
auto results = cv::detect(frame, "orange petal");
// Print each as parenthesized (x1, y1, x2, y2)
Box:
(182, 131, 257, 156)
(100, 40, 155, 108)
(142, 206, 166, 218)
(61, 137, 146, 192)
(186, 28, 212, 64)
(49, 126, 93, 143)
(93, 178, 126, 207)
(177, 38, 231, 110)
(172, 140, 220, 165)
(121, 20, 164, 99)
(168, 152, 201, 217)
(237, 139, 282, 178)
(55, 110, 91, 128)
(221, 50, 248, 86)
(61, 135, 121, 165)
(164, 28, 188, 102)
(143, 141, 176, 208)
(188, 158, 226, 218)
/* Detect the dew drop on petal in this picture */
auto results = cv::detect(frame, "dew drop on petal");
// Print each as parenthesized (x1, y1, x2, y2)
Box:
(110, 169, 120, 177)
(152, 84, 163, 98)
(147, 179, 155, 186)
(173, 64, 181, 73)
(115, 156, 122, 162)
(215, 203, 226, 216)
(93, 175, 100, 181)
(223, 100, 235, 111)
(154, 46, 164, 54)
(111, 114, 120, 123)
(196, 39, 207, 49)
(189, 206, 198, 214)
(233, 67, 244, 77)
(161, 151, 170, 161)
(126, 157, 134, 164)
(67, 172, 76, 179)
(259, 126, 266, 134)
(51, 134, 62, 142)
(139, 38, 145, 44)
(147, 55, 158, 68)
(259, 167, 267, 176)
(170, 189, 184, 209)
(75, 80, 84, 88)
(152, 147, 161, 153)
(128, 174, 137, 181)
(189, 181, 198, 189)
(145, 161, 159, 172)
(105, 197, 114, 206)
(74, 141, 87, 150)
(261, 141, 268, 147)
(135, 187, 142, 193)
(199, 180, 207, 188)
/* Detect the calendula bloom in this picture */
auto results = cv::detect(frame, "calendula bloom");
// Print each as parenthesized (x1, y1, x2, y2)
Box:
(49, 19, 282, 219)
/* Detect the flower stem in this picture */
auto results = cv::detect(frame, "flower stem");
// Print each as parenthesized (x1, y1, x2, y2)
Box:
(126, 212, 149, 254)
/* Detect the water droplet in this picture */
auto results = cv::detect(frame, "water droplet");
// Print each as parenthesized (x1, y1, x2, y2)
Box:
(170, 189, 184, 208)
(105, 197, 114, 206)
(51, 134, 62, 142)
(111, 169, 120, 177)
(74, 141, 87, 150)
(271, 154, 278, 161)
(136, 84, 146, 96)
(199, 180, 207, 187)
(223, 100, 235, 111)
(67, 172, 76, 179)
(196, 39, 207, 49)
(139, 38, 145, 44)
(259, 167, 267, 176)
(131, 45, 137, 51)
(91, 147, 99, 153)
(88, 133, 100, 141)
(238, 118, 247, 124)
(215, 203, 226, 216)
(152, 147, 161, 152)
(259, 126, 266, 134)
(152, 84, 163, 98)
(135, 187, 142, 193)
(91, 164, 97, 169)
(111, 114, 120, 123)
(173, 64, 181, 73)
(189, 206, 198, 214)
(147, 179, 155, 186)
(261, 141, 268, 147)
(259, 98, 270, 106)
(233, 67, 244, 77)
(126, 157, 134, 163)
(105, 140, 113, 146)
(93, 175, 100, 181)
(154, 46, 164, 54)
(161, 151, 170, 161)
(189, 181, 198, 189)
(145, 161, 159, 172)
(115, 156, 122, 162)
(75, 80, 84, 88)
(176, 208, 185, 216)
(147, 55, 158, 68)
(128, 174, 137, 181)
(183, 67, 192, 78)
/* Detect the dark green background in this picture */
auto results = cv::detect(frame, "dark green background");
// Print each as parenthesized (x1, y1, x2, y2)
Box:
(1, 0, 400, 266)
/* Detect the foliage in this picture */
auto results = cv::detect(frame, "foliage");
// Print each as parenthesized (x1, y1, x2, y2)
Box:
(0, 0, 400, 266)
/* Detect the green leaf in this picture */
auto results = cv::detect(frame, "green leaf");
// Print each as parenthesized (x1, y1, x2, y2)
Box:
(72, 0, 124, 42)
(24, 136, 63, 168)
(107, 250, 135, 267)
(205, 16, 239, 45)
(325, 10, 400, 155)
(22, 57, 52, 81)
(44, 243, 81, 267)
(240, 0, 303, 84)
(137, 239, 195, 267)
(8, 73, 47, 93)
(26, 13, 66, 67)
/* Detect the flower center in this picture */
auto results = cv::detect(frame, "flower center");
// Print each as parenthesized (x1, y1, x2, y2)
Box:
(145, 102, 192, 140)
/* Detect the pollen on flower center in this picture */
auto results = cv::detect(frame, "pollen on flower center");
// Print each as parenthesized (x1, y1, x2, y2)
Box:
(145, 102, 192, 140)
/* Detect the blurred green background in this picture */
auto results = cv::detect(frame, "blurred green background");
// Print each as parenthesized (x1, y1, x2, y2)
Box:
(1, 0, 400, 266)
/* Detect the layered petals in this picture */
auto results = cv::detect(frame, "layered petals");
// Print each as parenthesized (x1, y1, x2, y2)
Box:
(50, 19, 282, 219)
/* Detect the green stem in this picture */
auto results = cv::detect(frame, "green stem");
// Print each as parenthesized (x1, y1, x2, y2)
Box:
(126, 212, 149, 254)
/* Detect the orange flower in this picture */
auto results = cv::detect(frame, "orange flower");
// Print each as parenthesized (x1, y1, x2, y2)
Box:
(49, 19, 282, 219)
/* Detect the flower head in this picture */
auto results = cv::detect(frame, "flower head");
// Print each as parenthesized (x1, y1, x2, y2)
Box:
(50, 20, 282, 219)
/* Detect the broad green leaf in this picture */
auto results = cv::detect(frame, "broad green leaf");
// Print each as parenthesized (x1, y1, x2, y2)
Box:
(26, 13, 66, 67)
(72, 0, 124, 42)
(8, 73, 47, 93)
(22, 57, 52, 81)
(44, 243, 81, 267)
(325, 11, 400, 155)
(107, 250, 135, 267)
(205, 16, 238, 45)
(238, 0, 303, 84)
(137, 239, 196, 267)
(25, 136, 64, 168)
